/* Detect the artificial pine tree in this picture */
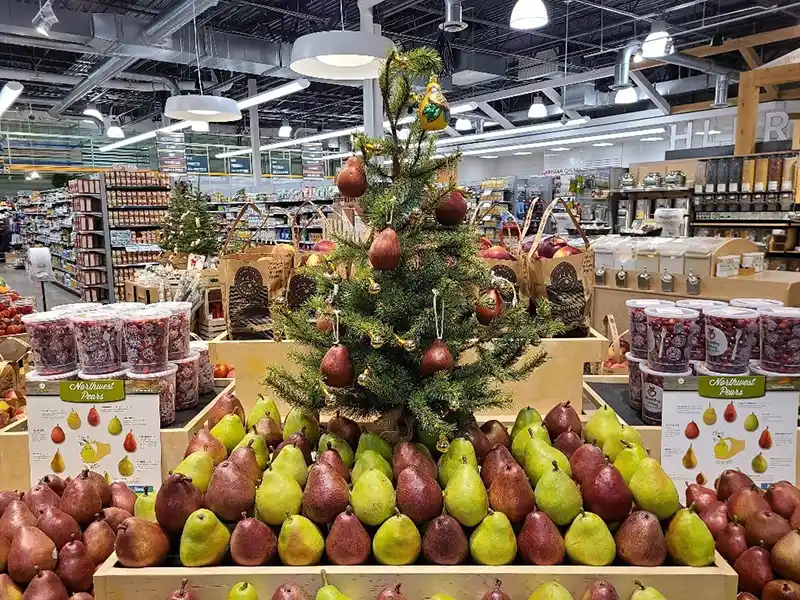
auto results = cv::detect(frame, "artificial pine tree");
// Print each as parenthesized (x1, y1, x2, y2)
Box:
(266, 47, 561, 440)
(160, 181, 221, 256)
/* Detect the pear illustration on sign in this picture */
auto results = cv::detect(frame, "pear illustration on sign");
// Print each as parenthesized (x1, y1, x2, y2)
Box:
(80, 439, 112, 465)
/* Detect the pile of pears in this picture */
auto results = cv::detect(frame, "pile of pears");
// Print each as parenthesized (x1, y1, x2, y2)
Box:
(0, 467, 142, 600)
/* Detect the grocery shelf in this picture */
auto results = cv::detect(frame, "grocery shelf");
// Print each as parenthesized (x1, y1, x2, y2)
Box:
(690, 221, 795, 228)
(109, 224, 160, 229)
(50, 280, 80, 296)
(105, 185, 170, 191)
(109, 205, 169, 210)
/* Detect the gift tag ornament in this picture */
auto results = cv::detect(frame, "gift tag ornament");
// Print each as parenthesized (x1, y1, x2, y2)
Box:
(320, 312, 354, 388)
(418, 75, 451, 132)
(335, 155, 367, 198)
(476, 289, 504, 325)
(421, 290, 454, 376)
(369, 227, 401, 270)
(435, 190, 467, 226)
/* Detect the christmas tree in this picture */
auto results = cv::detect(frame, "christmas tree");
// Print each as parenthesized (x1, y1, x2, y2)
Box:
(160, 181, 222, 256)
(266, 47, 561, 440)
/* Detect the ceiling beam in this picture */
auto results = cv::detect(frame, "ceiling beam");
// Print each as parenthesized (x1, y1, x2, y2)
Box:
(444, 126, 461, 137)
(477, 102, 515, 129)
(629, 71, 670, 115)
(540, 88, 582, 120)
(669, 88, 800, 114)
(739, 47, 780, 100)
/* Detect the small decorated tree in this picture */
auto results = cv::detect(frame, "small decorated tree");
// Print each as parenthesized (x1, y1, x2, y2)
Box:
(160, 181, 221, 256)
(266, 47, 561, 441)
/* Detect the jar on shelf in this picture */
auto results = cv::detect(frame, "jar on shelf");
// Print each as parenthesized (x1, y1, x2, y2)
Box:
(190, 340, 214, 395)
(675, 299, 728, 361)
(757, 306, 800, 374)
(173, 351, 199, 411)
(627, 299, 676, 359)
(703, 307, 759, 374)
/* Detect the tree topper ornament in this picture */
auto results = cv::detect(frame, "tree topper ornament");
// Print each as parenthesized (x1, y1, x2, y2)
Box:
(417, 75, 450, 132)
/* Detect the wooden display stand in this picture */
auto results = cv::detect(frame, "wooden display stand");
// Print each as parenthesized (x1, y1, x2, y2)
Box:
(93, 554, 737, 600)
(208, 331, 608, 416)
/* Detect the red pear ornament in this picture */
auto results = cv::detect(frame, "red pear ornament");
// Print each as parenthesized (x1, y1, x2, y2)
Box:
(369, 227, 401, 271)
(420, 290, 453, 376)
(336, 156, 367, 198)
(320, 312, 354, 388)
(435, 189, 467, 226)
(476, 289, 504, 325)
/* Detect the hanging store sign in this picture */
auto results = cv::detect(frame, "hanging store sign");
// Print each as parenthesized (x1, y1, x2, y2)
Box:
(270, 157, 291, 177)
(156, 132, 186, 175)
(230, 157, 251, 175)
(302, 142, 325, 179)
(186, 154, 209, 174)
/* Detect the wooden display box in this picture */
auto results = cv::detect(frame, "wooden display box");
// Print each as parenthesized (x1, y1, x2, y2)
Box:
(208, 331, 608, 415)
(93, 554, 737, 600)
(123, 281, 176, 304)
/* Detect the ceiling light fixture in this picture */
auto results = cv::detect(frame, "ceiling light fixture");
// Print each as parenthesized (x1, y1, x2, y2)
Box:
(509, 0, 549, 29)
(513, 151, 533, 155)
(640, 136, 663, 141)
(437, 116, 589, 147)
(592, 142, 614, 147)
(99, 120, 194, 152)
(27, 171, 41, 179)
(455, 117, 472, 131)
(641, 19, 673, 58)
(278, 121, 292, 138)
(82, 102, 103, 122)
(480, 155, 499, 159)
(615, 87, 639, 104)
(708, 128, 722, 135)
(191, 121, 210, 132)
(32, 0, 58, 36)
(0, 82, 23, 118)
(106, 116, 125, 139)
(290, 31, 394, 80)
(237, 80, 310, 109)
(164, 95, 241, 122)
(551, 147, 570, 152)
(633, 48, 644, 63)
(528, 96, 547, 119)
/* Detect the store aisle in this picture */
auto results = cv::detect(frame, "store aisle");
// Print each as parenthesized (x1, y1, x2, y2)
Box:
(0, 265, 82, 310)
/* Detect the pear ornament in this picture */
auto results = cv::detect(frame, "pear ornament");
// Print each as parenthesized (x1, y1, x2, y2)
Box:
(421, 290, 453, 376)
(335, 155, 367, 198)
(320, 311, 354, 388)
(369, 227, 401, 271)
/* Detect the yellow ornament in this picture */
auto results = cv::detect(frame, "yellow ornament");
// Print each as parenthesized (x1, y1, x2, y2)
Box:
(418, 75, 450, 132)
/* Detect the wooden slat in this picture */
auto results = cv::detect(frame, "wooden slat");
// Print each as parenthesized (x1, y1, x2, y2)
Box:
(739, 47, 780, 99)
(735, 71, 760, 155)
(671, 87, 800, 114)
(752, 62, 800, 87)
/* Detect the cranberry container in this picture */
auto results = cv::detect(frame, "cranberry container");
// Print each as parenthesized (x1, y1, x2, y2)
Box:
(173, 351, 199, 410)
(190, 340, 214, 395)
(50, 302, 103, 314)
(26, 368, 79, 383)
(159, 301, 192, 360)
(626, 352, 645, 414)
(627, 299, 676, 359)
(123, 307, 171, 374)
(22, 312, 77, 375)
(676, 299, 728, 361)
(639, 363, 692, 425)
(645, 306, 699, 373)
(758, 306, 800, 373)
(749, 360, 798, 377)
(79, 368, 127, 381)
(112, 302, 147, 361)
(730, 299, 784, 360)
(71, 310, 124, 375)
(127, 364, 178, 426)
(694, 361, 734, 376)
(703, 306, 759, 374)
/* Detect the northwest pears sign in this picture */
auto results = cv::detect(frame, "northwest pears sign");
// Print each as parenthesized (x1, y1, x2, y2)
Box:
(59, 380, 125, 402)
(698, 376, 766, 399)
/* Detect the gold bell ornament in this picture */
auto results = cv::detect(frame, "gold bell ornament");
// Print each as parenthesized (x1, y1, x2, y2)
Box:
(417, 75, 451, 132)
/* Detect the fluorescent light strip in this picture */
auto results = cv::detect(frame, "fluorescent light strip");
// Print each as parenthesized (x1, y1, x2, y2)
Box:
(0, 82, 23, 118)
(436, 117, 588, 147)
(237, 80, 310, 109)
(99, 121, 193, 152)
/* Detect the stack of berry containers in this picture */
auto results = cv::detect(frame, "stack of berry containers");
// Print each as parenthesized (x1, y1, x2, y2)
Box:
(172, 351, 199, 410)
(122, 307, 171, 374)
(625, 352, 645, 414)
(730, 298, 784, 360)
(159, 301, 192, 360)
(50, 302, 103, 314)
(127, 364, 178, 426)
(626, 299, 675, 358)
(675, 299, 728, 362)
(190, 339, 215, 395)
(644, 306, 698, 373)
(72, 310, 124, 377)
(702, 306, 759, 374)
(756, 306, 800, 374)
(112, 302, 147, 362)
(22, 312, 78, 376)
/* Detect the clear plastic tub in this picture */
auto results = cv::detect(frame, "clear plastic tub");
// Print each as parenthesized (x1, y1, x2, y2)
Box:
(190, 340, 214, 395)
(26, 368, 79, 383)
(22, 312, 77, 375)
(127, 364, 178, 427)
(50, 302, 103, 314)
(173, 351, 199, 410)
(112, 302, 147, 361)
(639, 364, 692, 425)
(122, 307, 171, 374)
(645, 306, 699, 373)
(749, 360, 800, 377)
(158, 301, 192, 360)
(730, 298, 785, 309)
(758, 306, 800, 373)
(627, 299, 676, 359)
(694, 362, 736, 376)
(703, 307, 759, 374)
(626, 352, 645, 414)
(676, 299, 728, 361)
(78, 367, 127, 380)
(71, 310, 124, 375)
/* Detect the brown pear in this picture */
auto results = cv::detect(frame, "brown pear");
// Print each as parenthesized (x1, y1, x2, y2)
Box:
(317, 445, 350, 483)
(114, 517, 170, 568)
(487, 463, 534, 524)
(792, 505, 800, 529)
(23, 486, 60, 515)
(254, 417, 283, 449)
(716, 520, 748, 564)
(582, 462, 633, 523)
(614, 510, 666, 566)
(517, 509, 565, 565)
(69, 594, 93, 600)
(686, 482, 718, 514)
(36, 506, 82, 550)
(301, 464, 349, 525)
(59, 473, 101, 528)
(185, 429, 227, 465)
(0, 574, 23, 600)
(763, 581, 800, 600)
(325, 506, 371, 565)
(735, 545, 774, 596)
(771, 529, 800, 581)
(465, 424, 493, 462)
(154, 473, 203, 536)
(271, 584, 309, 600)
(581, 581, 619, 600)
(8, 526, 57, 584)
(204, 461, 256, 522)
(766, 481, 800, 520)
(395, 466, 443, 524)
(570, 443, 605, 486)
(0, 501, 36, 542)
(717, 469, 755, 501)
(480, 421, 511, 449)
(82, 515, 115, 566)
(746, 510, 791, 549)
(204, 391, 245, 429)
(230, 513, 277, 566)
(544, 400, 582, 438)
(738, 593, 759, 600)
(481, 444, 516, 488)
(482, 580, 510, 600)
(100, 507, 132, 532)
(728, 486, 771, 525)
(421, 513, 468, 565)
(554, 428, 583, 459)
(327, 413, 361, 450)
(0, 491, 22, 515)
(108, 482, 136, 514)
(22, 569, 67, 600)
(54, 537, 93, 593)
(376, 583, 408, 600)
(39, 476, 66, 497)
(392, 442, 437, 481)
(228, 442, 262, 485)
(167, 579, 198, 600)
(700, 500, 729, 539)
(84, 472, 110, 507)
(274, 429, 313, 465)
(0, 533, 10, 572)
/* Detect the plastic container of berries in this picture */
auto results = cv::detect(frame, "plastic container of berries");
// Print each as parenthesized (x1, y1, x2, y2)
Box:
(159, 301, 192, 360)
(644, 305, 699, 373)
(78, 367, 127, 381)
(190, 339, 214, 395)
(122, 306, 171, 375)
(22, 311, 78, 376)
(757, 306, 800, 373)
(71, 310, 124, 375)
(676, 299, 728, 361)
(639, 363, 692, 425)
(112, 302, 147, 361)
(26, 368, 79, 383)
(702, 306, 760, 374)
(50, 302, 103, 314)
(127, 363, 178, 426)
(627, 299, 676, 359)
(11, 298, 35, 316)
(625, 352, 645, 414)
(730, 298, 784, 360)
(173, 351, 199, 411)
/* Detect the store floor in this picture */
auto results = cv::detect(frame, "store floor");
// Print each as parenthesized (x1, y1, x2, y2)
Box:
(1, 265, 83, 310)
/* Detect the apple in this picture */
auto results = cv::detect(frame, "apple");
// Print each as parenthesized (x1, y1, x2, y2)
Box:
(479, 237, 492, 251)
(535, 236, 568, 258)
(553, 245, 582, 258)
(314, 240, 336, 253)
(305, 253, 324, 267)
(227, 369, 235, 378)
(213, 363, 229, 378)
(480, 246, 514, 260)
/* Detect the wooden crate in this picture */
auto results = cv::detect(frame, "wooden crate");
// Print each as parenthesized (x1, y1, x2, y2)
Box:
(93, 553, 737, 600)
(208, 331, 607, 415)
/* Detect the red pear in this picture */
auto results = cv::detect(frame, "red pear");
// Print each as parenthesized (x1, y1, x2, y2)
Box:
(167, 579, 198, 600)
(230, 513, 277, 566)
(368, 227, 401, 270)
(419, 340, 453, 376)
(734, 546, 774, 597)
(517, 510, 565, 565)
(36, 506, 82, 550)
(55, 537, 94, 593)
(23, 486, 60, 515)
(481, 444, 516, 488)
(22, 569, 67, 600)
(392, 442, 437, 481)
(724, 402, 737, 423)
(481, 580, 511, 600)
(39, 476, 66, 497)
(746, 510, 791, 549)
(82, 514, 115, 566)
(717, 469, 755, 501)
(766, 481, 800, 520)
(543, 401, 582, 438)
(487, 463, 535, 524)
(554, 428, 583, 459)
(435, 189, 467, 226)
(395, 466, 443, 524)
(699, 500, 729, 539)
(570, 443, 605, 486)
(8, 525, 57, 583)
(716, 520, 748, 564)
(684, 421, 700, 439)
(728, 486, 770, 524)
(154, 473, 203, 537)
(0, 501, 36, 542)
(0, 491, 22, 515)
(480, 420, 511, 449)
(582, 462, 633, 523)
(321, 345, 354, 388)
(686, 482, 718, 514)
(59, 472, 102, 528)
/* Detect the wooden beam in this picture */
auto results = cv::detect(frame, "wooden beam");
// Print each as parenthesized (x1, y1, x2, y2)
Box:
(752, 62, 800, 87)
(735, 71, 760, 155)
(670, 87, 800, 115)
(792, 119, 800, 150)
(739, 47, 780, 99)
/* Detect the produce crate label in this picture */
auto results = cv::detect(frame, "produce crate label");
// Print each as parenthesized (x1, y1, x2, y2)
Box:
(59, 380, 125, 402)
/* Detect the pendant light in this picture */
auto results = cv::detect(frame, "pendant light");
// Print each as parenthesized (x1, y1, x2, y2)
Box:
(83, 102, 102, 122)
(615, 87, 638, 104)
(107, 117, 124, 139)
(510, 0, 548, 30)
(191, 121, 210, 132)
(528, 96, 547, 119)
(641, 19, 673, 58)
(454, 117, 472, 131)
(0, 82, 23, 118)
(278, 121, 292, 138)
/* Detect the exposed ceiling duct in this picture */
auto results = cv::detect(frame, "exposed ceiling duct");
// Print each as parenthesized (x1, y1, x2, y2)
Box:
(655, 51, 739, 81)
(610, 46, 637, 90)
(0, 68, 198, 94)
(451, 49, 506, 86)
(440, 0, 468, 32)
(711, 73, 730, 108)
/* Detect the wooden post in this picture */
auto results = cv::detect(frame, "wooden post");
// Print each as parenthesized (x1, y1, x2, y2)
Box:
(735, 71, 759, 155)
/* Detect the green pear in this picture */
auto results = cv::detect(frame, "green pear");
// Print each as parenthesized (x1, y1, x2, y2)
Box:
(534, 460, 583, 526)
(415, 425, 441, 454)
(255, 466, 302, 525)
(527, 582, 573, 600)
(234, 430, 269, 470)
(277, 514, 324, 566)
(179, 508, 231, 567)
(351, 449, 393, 484)
(630, 581, 667, 600)
(246, 395, 281, 430)
(437, 438, 478, 487)
(743, 412, 759, 433)
(469, 511, 517, 565)
(665, 506, 715, 566)
(271, 444, 309, 487)
(173, 450, 215, 492)
(318, 433, 355, 469)
(584, 405, 622, 447)
(133, 488, 157, 522)
(373, 510, 421, 565)
(350, 468, 396, 526)
(601, 425, 645, 461)
(210, 413, 247, 453)
(629, 457, 680, 520)
(511, 424, 551, 462)
(443, 458, 488, 527)
(229, 583, 258, 600)
(283, 407, 320, 446)
(511, 406, 542, 440)
(523, 437, 571, 486)
(613, 441, 649, 484)
(565, 511, 616, 566)
(355, 431, 393, 463)
(316, 572, 353, 600)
